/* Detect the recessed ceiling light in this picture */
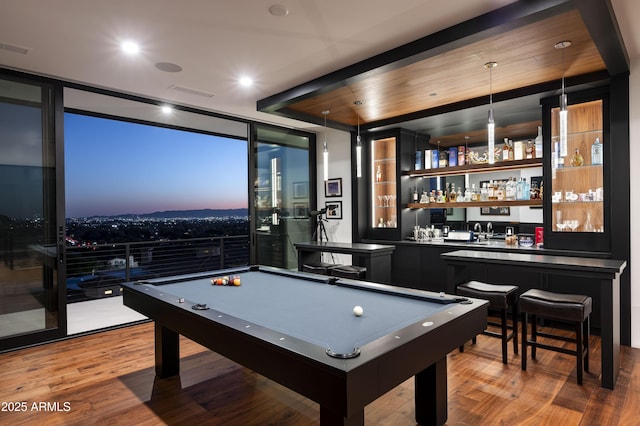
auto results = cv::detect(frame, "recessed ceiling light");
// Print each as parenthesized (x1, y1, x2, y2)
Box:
(239, 76, 253, 87)
(160, 105, 173, 114)
(121, 40, 140, 55)
(155, 62, 183, 73)
(269, 5, 289, 16)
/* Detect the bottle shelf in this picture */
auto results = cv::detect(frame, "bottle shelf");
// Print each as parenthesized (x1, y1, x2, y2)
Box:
(407, 199, 543, 209)
(553, 164, 603, 171)
(404, 157, 542, 178)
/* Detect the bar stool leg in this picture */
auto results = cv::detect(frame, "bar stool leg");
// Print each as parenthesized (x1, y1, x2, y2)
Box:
(576, 321, 583, 385)
(584, 316, 590, 373)
(500, 308, 508, 364)
(531, 314, 537, 360)
(521, 312, 527, 371)
(512, 302, 519, 355)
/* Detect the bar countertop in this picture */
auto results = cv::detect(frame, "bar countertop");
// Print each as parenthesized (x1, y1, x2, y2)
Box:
(363, 237, 612, 259)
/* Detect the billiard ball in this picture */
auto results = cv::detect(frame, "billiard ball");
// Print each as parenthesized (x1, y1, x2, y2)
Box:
(353, 305, 363, 317)
(233, 276, 241, 286)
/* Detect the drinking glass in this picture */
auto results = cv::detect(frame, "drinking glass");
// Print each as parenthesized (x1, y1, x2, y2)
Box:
(567, 220, 579, 232)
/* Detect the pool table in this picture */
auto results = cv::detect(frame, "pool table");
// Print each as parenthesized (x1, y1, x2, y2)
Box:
(122, 266, 487, 425)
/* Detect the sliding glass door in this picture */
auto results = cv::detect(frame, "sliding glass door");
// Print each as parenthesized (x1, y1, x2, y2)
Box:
(251, 124, 315, 269)
(0, 75, 64, 350)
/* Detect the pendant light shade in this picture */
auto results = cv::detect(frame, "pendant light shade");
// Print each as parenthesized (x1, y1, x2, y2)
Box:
(485, 62, 497, 165)
(555, 41, 571, 158)
(322, 110, 329, 182)
(354, 101, 363, 178)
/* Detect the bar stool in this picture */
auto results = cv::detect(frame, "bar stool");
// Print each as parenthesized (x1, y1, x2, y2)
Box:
(520, 289, 591, 385)
(302, 261, 338, 275)
(330, 265, 367, 280)
(456, 281, 519, 364)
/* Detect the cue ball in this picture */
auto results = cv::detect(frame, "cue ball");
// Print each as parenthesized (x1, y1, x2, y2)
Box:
(353, 306, 364, 317)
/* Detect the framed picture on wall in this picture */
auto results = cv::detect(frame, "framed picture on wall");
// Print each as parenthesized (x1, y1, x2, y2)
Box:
(325, 201, 342, 219)
(480, 206, 510, 215)
(324, 178, 342, 197)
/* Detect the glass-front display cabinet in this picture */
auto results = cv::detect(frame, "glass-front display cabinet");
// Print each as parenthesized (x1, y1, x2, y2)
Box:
(363, 128, 421, 241)
(371, 136, 397, 230)
(544, 88, 609, 252)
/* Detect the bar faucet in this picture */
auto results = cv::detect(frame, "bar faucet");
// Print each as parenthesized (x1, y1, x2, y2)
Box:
(487, 222, 493, 236)
(473, 222, 482, 233)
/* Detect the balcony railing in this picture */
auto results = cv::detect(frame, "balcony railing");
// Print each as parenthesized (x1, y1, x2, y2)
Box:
(66, 235, 249, 302)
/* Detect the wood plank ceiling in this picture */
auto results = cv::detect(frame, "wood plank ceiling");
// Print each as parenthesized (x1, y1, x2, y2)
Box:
(258, 5, 609, 147)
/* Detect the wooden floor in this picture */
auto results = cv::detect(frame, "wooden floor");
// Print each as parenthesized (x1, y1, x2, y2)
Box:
(1, 322, 639, 425)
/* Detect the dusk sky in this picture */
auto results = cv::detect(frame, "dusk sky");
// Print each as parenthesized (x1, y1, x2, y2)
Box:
(65, 113, 248, 218)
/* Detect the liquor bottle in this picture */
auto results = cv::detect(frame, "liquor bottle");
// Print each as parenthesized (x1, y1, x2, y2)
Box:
(525, 140, 534, 159)
(591, 137, 603, 165)
(506, 177, 517, 201)
(535, 126, 543, 158)
(487, 181, 497, 201)
(415, 150, 423, 170)
(448, 147, 458, 167)
(376, 165, 382, 182)
(502, 139, 509, 161)
(458, 146, 466, 166)
(431, 150, 439, 169)
(412, 187, 419, 202)
(480, 183, 488, 201)
(448, 184, 457, 202)
(424, 150, 432, 169)
(470, 184, 479, 201)
(508, 140, 514, 161)
(570, 148, 584, 167)
(439, 150, 448, 168)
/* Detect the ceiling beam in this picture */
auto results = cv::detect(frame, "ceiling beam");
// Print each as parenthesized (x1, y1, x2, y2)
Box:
(573, 0, 629, 75)
(257, 0, 573, 121)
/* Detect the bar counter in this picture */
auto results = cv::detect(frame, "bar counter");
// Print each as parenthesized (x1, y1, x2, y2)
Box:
(361, 237, 623, 342)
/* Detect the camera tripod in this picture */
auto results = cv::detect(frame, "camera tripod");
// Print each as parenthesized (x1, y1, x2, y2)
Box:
(312, 211, 330, 243)
(311, 211, 336, 263)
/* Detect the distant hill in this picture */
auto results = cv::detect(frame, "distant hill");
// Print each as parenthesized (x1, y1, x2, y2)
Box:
(86, 208, 249, 220)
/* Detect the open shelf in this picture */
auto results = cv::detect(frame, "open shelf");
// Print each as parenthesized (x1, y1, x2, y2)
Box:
(407, 199, 543, 209)
(405, 157, 542, 178)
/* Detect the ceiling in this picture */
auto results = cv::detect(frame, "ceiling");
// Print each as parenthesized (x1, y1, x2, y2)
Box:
(1, 0, 639, 143)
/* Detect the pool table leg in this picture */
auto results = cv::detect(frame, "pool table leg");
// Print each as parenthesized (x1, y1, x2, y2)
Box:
(155, 322, 180, 378)
(415, 357, 447, 426)
(319, 406, 364, 426)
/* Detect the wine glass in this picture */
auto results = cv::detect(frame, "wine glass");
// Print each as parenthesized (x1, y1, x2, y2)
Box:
(390, 194, 396, 207)
(377, 195, 383, 207)
(383, 194, 390, 207)
(567, 220, 579, 232)
(555, 210, 563, 232)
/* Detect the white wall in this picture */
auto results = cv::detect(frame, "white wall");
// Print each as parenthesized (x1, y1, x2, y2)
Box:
(629, 58, 639, 348)
(316, 128, 353, 265)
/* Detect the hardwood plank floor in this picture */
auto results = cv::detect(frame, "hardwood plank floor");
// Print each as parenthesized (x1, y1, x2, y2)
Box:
(1, 322, 639, 425)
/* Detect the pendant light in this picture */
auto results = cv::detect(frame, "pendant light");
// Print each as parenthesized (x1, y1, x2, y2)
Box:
(555, 41, 571, 158)
(354, 101, 363, 178)
(485, 62, 497, 165)
(322, 110, 330, 182)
